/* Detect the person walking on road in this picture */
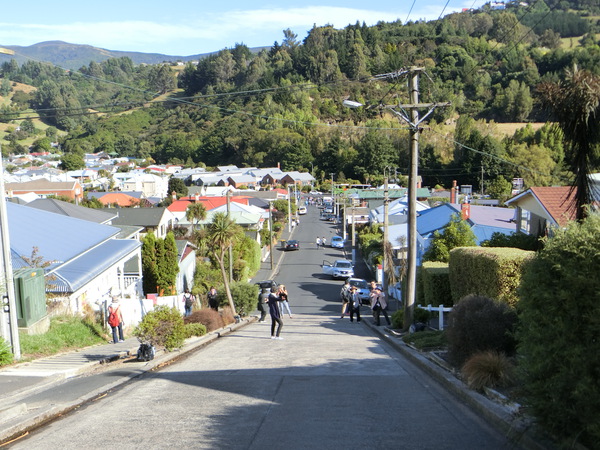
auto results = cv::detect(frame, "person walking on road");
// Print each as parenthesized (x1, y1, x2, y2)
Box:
(108, 296, 124, 343)
(321, 236, 327, 247)
(182, 289, 195, 317)
(257, 288, 269, 322)
(349, 286, 361, 322)
(278, 285, 293, 318)
(371, 288, 391, 326)
(266, 289, 284, 339)
(316, 237, 321, 249)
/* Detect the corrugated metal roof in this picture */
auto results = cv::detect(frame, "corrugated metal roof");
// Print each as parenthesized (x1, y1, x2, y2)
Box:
(7, 202, 120, 267)
(50, 239, 141, 293)
(26, 198, 116, 224)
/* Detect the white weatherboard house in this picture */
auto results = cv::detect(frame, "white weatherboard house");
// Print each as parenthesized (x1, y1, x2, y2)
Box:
(7, 202, 143, 326)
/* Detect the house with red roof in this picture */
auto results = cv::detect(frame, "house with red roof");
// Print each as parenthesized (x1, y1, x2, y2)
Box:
(167, 195, 250, 224)
(505, 186, 577, 236)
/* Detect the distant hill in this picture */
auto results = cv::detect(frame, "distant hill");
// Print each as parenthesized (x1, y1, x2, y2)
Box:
(0, 41, 267, 70)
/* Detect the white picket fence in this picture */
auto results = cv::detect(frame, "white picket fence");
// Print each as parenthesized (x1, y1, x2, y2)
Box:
(416, 304, 453, 330)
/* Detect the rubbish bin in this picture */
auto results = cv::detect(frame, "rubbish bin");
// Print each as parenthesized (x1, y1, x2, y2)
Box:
(280, 240, 287, 249)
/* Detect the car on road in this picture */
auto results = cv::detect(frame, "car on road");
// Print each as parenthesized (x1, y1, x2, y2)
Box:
(322, 259, 354, 279)
(284, 239, 300, 251)
(298, 206, 307, 215)
(330, 236, 344, 248)
(346, 277, 370, 303)
(255, 280, 278, 292)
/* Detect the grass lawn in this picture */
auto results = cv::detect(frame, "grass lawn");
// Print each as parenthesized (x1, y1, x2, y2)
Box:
(19, 315, 108, 360)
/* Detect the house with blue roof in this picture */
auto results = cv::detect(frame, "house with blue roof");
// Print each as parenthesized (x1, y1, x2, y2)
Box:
(417, 202, 515, 248)
(7, 202, 143, 325)
(384, 202, 515, 268)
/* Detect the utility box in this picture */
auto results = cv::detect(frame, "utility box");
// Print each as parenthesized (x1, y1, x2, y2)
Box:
(14, 268, 47, 328)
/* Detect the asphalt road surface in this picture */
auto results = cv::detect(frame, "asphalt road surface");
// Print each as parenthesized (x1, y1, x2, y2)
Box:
(11, 202, 515, 449)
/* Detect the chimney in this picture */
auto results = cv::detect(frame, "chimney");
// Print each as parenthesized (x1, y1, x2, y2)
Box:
(450, 180, 457, 203)
(194, 193, 199, 203)
(172, 190, 177, 201)
(277, 162, 280, 169)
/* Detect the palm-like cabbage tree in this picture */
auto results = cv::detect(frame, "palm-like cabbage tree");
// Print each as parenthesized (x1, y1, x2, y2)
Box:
(206, 212, 240, 314)
(537, 65, 600, 220)
(185, 202, 207, 232)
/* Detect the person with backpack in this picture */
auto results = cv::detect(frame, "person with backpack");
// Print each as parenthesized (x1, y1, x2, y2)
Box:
(182, 289, 195, 317)
(207, 286, 218, 311)
(108, 297, 124, 344)
(340, 280, 351, 318)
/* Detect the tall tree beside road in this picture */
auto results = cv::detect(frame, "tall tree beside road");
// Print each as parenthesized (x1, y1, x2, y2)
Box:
(537, 65, 600, 220)
(206, 212, 240, 315)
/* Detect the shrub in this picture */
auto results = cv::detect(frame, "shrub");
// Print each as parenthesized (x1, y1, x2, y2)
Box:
(220, 306, 236, 325)
(517, 215, 600, 448)
(228, 281, 259, 316)
(413, 307, 431, 324)
(184, 308, 225, 332)
(461, 351, 515, 392)
(446, 295, 517, 367)
(0, 337, 14, 367)
(134, 306, 186, 351)
(449, 247, 534, 307)
(420, 262, 453, 306)
(402, 330, 446, 351)
(391, 309, 404, 329)
(184, 322, 207, 338)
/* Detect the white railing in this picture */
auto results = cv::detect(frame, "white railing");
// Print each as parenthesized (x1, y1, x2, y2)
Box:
(416, 304, 453, 330)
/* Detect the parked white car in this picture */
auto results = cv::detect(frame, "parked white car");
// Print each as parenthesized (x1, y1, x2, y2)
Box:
(330, 236, 344, 248)
(346, 277, 371, 303)
(322, 259, 354, 279)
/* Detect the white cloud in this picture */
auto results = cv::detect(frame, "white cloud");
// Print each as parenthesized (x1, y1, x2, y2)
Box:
(0, 4, 485, 55)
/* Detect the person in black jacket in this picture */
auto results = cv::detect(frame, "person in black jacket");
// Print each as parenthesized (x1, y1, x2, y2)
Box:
(207, 286, 218, 311)
(266, 290, 284, 339)
(257, 288, 268, 322)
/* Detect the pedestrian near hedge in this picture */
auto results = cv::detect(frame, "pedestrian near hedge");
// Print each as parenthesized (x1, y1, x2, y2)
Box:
(371, 288, 391, 326)
(108, 296, 124, 343)
(207, 286, 218, 311)
(257, 288, 269, 322)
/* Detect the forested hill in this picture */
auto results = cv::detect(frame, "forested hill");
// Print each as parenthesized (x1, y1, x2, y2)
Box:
(0, 41, 216, 70)
(0, 0, 598, 195)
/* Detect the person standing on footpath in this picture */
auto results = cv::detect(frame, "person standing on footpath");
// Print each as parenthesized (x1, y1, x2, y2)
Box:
(266, 289, 284, 339)
(257, 288, 269, 322)
(278, 285, 293, 318)
(182, 289, 195, 317)
(207, 286, 218, 311)
(349, 286, 361, 322)
(108, 296, 124, 343)
(371, 288, 391, 326)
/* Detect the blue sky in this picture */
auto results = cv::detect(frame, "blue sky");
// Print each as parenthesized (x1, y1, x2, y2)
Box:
(1, 1, 487, 56)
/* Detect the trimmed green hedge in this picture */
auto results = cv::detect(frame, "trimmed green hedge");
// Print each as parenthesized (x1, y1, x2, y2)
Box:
(449, 247, 534, 307)
(420, 261, 453, 307)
